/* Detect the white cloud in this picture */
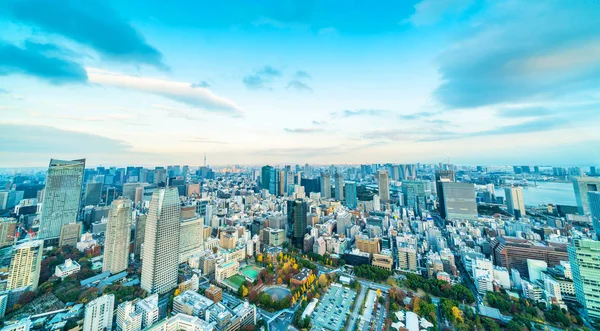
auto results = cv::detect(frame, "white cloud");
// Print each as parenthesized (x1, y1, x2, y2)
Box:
(86, 68, 244, 117)
(405, 0, 474, 26)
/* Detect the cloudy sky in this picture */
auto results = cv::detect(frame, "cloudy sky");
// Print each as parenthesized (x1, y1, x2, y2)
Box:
(1, 0, 599, 167)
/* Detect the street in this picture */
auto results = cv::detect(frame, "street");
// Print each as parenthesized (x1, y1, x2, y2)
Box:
(345, 281, 367, 331)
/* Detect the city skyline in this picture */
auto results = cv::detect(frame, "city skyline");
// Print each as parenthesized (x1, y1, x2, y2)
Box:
(1, 0, 600, 167)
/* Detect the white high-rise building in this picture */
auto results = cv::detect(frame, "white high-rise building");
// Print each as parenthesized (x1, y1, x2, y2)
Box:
(141, 188, 181, 294)
(103, 198, 132, 274)
(378, 170, 390, 202)
(320, 173, 331, 199)
(83, 294, 115, 331)
(505, 186, 526, 219)
(116, 301, 142, 331)
(38, 159, 85, 239)
(334, 173, 344, 201)
(136, 294, 160, 328)
(7, 240, 44, 291)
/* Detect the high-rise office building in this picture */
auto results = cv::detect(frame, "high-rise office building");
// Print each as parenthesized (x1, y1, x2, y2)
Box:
(320, 172, 331, 199)
(59, 222, 82, 247)
(377, 170, 390, 202)
(589, 192, 600, 240)
(573, 177, 600, 215)
(440, 182, 477, 220)
(0, 218, 17, 248)
(568, 238, 600, 320)
(141, 188, 181, 294)
(334, 173, 344, 201)
(435, 170, 455, 219)
(7, 240, 44, 291)
(402, 180, 427, 215)
(83, 294, 115, 331)
(344, 182, 357, 209)
(134, 214, 146, 260)
(103, 199, 132, 274)
(261, 166, 272, 191)
(505, 186, 526, 219)
(38, 159, 85, 239)
(289, 199, 308, 249)
(105, 187, 116, 206)
(84, 182, 102, 206)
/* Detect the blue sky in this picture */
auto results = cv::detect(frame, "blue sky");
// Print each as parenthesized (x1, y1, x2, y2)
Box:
(1, 0, 599, 167)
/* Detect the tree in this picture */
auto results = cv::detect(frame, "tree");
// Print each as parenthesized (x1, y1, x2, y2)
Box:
(451, 306, 463, 323)
(318, 274, 328, 287)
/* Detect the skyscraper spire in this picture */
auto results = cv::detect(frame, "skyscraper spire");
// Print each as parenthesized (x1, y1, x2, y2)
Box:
(204, 152, 207, 167)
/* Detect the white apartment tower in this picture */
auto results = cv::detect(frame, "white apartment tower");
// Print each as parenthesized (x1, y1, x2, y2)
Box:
(38, 159, 85, 239)
(378, 170, 390, 202)
(7, 240, 44, 291)
(141, 188, 181, 294)
(83, 294, 115, 331)
(103, 198, 132, 274)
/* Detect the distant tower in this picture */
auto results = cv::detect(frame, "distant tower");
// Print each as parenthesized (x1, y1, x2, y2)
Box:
(377, 170, 390, 202)
(103, 198, 132, 274)
(320, 172, 331, 199)
(38, 159, 85, 239)
(334, 173, 344, 201)
(505, 186, 526, 219)
(141, 187, 180, 294)
(204, 153, 207, 167)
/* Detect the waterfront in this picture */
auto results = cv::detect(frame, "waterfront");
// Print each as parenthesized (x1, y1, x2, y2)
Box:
(496, 181, 576, 206)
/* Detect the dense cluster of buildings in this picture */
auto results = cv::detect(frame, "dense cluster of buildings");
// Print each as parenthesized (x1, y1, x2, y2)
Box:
(1, 160, 600, 330)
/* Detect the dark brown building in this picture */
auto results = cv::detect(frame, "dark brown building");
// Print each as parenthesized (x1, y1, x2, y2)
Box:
(490, 236, 568, 279)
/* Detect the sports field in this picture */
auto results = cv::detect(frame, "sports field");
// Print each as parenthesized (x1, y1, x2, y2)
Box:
(224, 274, 246, 291)
(239, 265, 262, 281)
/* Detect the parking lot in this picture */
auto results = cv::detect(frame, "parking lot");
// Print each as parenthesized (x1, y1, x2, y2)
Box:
(311, 283, 356, 330)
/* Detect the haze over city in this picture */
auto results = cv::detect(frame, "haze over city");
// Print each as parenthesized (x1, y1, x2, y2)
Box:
(1, 0, 599, 167)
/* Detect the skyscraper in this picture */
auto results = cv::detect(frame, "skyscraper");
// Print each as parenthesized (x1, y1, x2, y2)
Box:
(402, 180, 427, 215)
(435, 170, 455, 219)
(377, 170, 390, 202)
(573, 177, 600, 215)
(334, 173, 344, 201)
(141, 188, 180, 294)
(261, 165, 272, 191)
(84, 182, 102, 206)
(38, 159, 85, 239)
(289, 199, 308, 249)
(59, 222, 82, 247)
(589, 192, 600, 240)
(103, 198, 132, 274)
(320, 172, 331, 199)
(134, 214, 147, 260)
(83, 294, 115, 331)
(345, 182, 357, 209)
(441, 182, 477, 220)
(7, 240, 43, 291)
(568, 238, 600, 320)
(505, 186, 526, 219)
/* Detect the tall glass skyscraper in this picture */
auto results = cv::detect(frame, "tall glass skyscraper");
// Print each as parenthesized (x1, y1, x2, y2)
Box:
(141, 187, 180, 294)
(345, 182, 357, 209)
(588, 191, 600, 240)
(573, 177, 600, 215)
(38, 159, 85, 239)
(568, 238, 600, 320)
(334, 173, 344, 201)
